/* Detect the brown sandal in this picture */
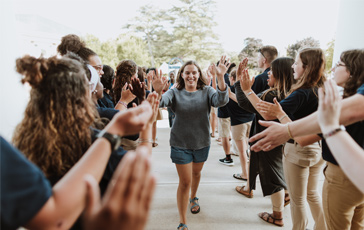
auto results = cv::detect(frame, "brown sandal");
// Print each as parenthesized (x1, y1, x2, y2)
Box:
(284, 193, 290, 207)
(152, 142, 158, 147)
(235, 185, 253, 198)
(258, 212, 284, 227)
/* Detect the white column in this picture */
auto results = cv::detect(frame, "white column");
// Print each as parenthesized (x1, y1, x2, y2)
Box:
(332, 0, 364, 65)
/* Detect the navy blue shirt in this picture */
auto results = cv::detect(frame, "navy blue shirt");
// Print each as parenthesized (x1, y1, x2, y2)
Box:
(280, 88, 319, 121)
(251, 67, 270, 95)
(321, 84, 364, 165)
(1, 137, 52, 230)
(226, 85, 254, 125)
(98, 92, 115, 108)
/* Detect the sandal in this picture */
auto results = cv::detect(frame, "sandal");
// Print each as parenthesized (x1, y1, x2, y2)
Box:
(177, 223, 188, 229)
(189, 197, 200, 214)
(233, 173, 247, 181)
(258, 212, 284, 227)
(284, 193, 290, 207)
(210, 133, 215, 138)
(152, 142, 158, 147)
(235, 185, 253, 198)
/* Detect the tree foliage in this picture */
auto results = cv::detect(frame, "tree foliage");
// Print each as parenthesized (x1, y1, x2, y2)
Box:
(325, 39, 335, 72)
(286, 37, 320, 58)
(238, 37, 263, 69)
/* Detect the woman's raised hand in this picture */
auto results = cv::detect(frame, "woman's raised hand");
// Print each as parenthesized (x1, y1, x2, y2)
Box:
(318, 79, 342, 132)
(146, 92, 160, 124)
(151, 69, 168, 94)
(236, 58, 248, 81)
(215, 56, 231, 78)
(130, 78, 146, 102)
(120, 83, 136, 104)
(257, 98, 283, 119)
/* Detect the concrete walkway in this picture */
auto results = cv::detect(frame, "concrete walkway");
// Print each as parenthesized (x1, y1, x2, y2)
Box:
(146, 113, 324, 230)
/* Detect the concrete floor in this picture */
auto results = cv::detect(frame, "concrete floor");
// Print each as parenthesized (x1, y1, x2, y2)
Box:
(146, 113, 324, 230)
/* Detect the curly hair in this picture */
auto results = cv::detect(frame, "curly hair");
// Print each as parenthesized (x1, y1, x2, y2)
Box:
(113, 59, 137, 104)
(57, 34, 97, 62)
(340, 49, 364, 98)
(12, 55, 96, 179)
(176, 61, 206, 90)
(289, 47, 326, 94)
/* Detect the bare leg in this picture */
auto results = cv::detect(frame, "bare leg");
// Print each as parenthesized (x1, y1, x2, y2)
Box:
(190, 162, 205, 213)
(175, 163, 192, 226)
(236, 139, 248, 178)
(221, 137, 230, 156)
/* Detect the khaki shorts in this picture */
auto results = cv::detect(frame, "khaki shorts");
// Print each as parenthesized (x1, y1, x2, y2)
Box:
(231, 121, 252, 140)
(218, 118, 230, 138)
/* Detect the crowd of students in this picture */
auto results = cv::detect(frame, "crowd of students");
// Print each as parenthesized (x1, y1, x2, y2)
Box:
(1, 33, 364, 230)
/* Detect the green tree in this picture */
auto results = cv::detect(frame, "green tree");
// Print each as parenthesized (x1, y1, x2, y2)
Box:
(124, 5, 171, 67)
(325, 39, 335, 72)
(167, 0, 223, 67)
(238, 37, 263, 69)
(286, 37, 320, 58)
(115, 34, 151, 67)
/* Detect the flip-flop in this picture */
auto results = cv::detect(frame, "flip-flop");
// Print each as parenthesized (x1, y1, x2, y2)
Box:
(258, 212, 284, 227)
(189, 197, 200, 214)
(177, 223, 188, 229)
(233, 173, 247, 181)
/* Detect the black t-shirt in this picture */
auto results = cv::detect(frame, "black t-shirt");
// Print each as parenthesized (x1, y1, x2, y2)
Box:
(1, 136, 52, 230)
(322, 84, 364, 165)
(98, 92, 115, 108)
(226, 85, 254, 125)
(280, 88, 319, 121)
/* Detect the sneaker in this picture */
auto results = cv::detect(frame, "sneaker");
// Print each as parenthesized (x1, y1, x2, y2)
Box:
(219, 157, 234, 166)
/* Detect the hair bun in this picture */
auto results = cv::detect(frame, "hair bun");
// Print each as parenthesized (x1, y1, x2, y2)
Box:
(57, 34, 86, 55)
(16, 55, 49, 87)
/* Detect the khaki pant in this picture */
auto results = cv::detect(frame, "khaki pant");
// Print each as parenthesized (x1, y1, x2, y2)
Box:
(323, 162, 364, 230)
(284, 142, 326, 230)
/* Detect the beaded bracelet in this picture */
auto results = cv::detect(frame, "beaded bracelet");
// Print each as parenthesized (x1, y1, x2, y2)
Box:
(323, 125, 346, 139)
(118, 101, 128, 108)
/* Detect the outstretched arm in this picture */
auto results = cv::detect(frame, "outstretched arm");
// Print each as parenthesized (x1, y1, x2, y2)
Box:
(25, 102, 153, 230)
(250, 84, 364, 152)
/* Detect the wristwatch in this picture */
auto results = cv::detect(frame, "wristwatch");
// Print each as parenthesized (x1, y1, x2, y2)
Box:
(96, 129, 122, 151)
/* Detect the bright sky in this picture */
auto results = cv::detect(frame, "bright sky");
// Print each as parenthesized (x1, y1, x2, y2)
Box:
(14, 0, 340, 55)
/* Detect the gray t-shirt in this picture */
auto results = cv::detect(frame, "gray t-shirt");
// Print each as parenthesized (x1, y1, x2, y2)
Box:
(160, 85, 228, 149)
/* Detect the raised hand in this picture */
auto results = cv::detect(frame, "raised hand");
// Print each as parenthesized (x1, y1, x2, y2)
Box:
(146, 72, 153, 91)
(318, 80, 342, 133)
(130, 78, 146, 103)
(236, 58, 248, 81)
(146, 92, 160, 124)
(120, 83, 136, 104)
(215, 55, 231, 78)
(239, 68, 255, 92)
(106, 101, 153, 137)
(151, 69, 168, 94)
(83, 146, 156, 230)
(257, 98, 283, 119)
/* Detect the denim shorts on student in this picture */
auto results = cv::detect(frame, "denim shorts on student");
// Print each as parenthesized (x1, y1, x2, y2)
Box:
(170, 146, 210, 164)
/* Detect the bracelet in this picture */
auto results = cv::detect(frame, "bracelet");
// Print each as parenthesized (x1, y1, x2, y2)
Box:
(287, 123, 294, 139)
(118, 101, 128, 108)
(246, 91, 253, 96)
(279, 115, 287, 122)
(323, 125, 346, 139)
(137, 139, 154, 144)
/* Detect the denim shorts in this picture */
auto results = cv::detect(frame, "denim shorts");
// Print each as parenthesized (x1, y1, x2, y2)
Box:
(170, 146, 210, 164)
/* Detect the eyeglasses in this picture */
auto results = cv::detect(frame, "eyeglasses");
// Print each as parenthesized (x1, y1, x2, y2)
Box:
(92, 65, 103, 72)
(334, 61, 346, 68)
(258, 49, 266, 59)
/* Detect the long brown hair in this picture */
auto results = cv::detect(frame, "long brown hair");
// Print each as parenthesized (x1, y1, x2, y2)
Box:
(12, 55, 96, 179)
(262, 57, 295, 101)
(289, 47, 326, 94)
(113, 59, 137, 104)
(176, 60, 206, 90)
(340, 49, 364, 98)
